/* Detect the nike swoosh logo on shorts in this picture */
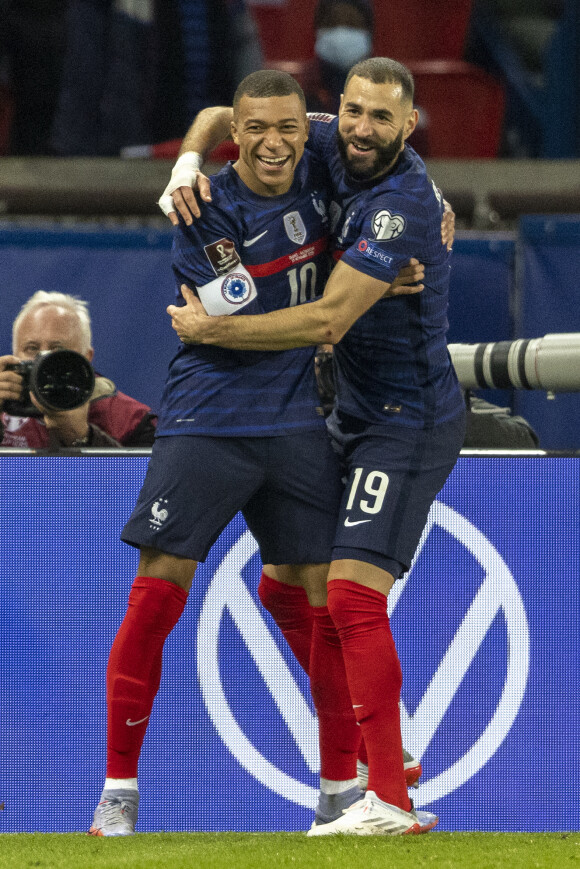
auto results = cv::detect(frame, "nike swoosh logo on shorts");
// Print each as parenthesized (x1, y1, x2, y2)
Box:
(344, 517, 372, 527)
(243, 230, 268, 247)
(126, 716, 149, 727)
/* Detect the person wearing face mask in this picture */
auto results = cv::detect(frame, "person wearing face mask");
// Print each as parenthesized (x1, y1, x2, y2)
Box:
(304, 0, 430, 155)
(304, 0, 374, 115)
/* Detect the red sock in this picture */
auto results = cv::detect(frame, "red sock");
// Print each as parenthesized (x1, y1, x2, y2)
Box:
(327, 579, 411, 811)
(257, 571, 313, 673)
(257, 570, 369, 770)
(310, 605, 361, 781)
(106, 576, 188, 778)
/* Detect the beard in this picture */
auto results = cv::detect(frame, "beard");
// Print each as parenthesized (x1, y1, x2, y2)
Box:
(337, 126, 404, 181)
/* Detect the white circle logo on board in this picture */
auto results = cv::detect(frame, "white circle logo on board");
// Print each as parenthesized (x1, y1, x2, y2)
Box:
(197, 502, 530, 809)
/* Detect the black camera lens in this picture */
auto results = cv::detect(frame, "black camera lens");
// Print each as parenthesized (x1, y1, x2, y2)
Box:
(3, 350, 95, 417)
(31, 350, 95, 411)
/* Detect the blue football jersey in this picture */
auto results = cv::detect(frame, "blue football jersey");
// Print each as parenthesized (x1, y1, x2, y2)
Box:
(307, 115, 464, 428)
(157, 153, 334, 437)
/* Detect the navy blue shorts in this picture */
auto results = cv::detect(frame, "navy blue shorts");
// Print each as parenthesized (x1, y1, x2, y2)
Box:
(328, 410, 466, 576)
(121, 430, 343, 565)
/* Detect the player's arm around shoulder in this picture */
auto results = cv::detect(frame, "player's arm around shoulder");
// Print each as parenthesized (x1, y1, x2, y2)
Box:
(305, 113, 338, 161)
(168, 255, 423, 350)
(159, 106, 233, 225)
(315, 257, 424, 342)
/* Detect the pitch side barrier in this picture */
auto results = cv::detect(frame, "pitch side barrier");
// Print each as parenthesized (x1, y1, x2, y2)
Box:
(0, 450, 578, 833)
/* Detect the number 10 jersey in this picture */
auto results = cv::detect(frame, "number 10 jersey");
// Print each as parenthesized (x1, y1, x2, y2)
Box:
(158, 153, 336, 438)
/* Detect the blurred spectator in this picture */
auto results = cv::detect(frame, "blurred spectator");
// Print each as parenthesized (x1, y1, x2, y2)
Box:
(477, 0, 565, 77)
(303, 0, 374, 115)
(0, 0, 262, 157)
(152, 0, 263, 149)
(467, 0, 576, 157)
(50, 0, 156, 156)
(302, 0, 429, 155)
(0, 0, 67, 155)
(121, 0, 263, 160)
(0, 292, 157, 448)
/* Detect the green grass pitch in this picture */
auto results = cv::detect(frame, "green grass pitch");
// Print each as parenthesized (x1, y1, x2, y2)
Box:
(1, 832, 579, 869)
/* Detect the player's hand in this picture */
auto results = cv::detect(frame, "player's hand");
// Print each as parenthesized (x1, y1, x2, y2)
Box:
(385, 259, 425, 297)
(0, 355, 23, 411)
(158, 152, 212, 226)
(441, 199, 455, 251)
(167, 285, 210, 343)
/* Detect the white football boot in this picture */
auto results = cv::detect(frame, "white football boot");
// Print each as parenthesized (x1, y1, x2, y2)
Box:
(307, 790, 438, 837)
(88, 789, 139, 837)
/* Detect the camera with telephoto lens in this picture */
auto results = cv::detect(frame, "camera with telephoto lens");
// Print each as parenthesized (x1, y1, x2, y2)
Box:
(3, 349, 95, 418)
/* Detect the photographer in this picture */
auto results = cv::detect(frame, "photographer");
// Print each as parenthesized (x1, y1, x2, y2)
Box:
(0, 291, 157, 449)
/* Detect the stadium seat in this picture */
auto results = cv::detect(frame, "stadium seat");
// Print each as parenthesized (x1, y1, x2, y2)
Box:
(250, 0, 475, 64)
(249, 0, 316, 62)
(208, 141, 239, 163)
(264, 59, 311, 90)
(0, 83, 14, 156)
(373, 0, 474, 60)
(266, 57, 505, 161)
(408, 60, 506, 158)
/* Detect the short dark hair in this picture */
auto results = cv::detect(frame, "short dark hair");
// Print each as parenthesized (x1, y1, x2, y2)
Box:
(233, 70, 306, 114)
(344, 57, 414, 104)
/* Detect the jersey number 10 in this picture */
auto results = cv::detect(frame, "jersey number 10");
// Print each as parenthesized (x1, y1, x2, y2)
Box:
(288, 263, 318, 307)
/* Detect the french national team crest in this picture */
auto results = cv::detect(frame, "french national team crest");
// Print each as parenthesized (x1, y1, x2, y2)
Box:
(283, 211, 307, 245)
(372, 209, 406, 241)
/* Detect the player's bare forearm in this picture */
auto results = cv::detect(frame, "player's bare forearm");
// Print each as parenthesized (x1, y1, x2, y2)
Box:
(159, 107, 234, 225)
(170, 286, 333, 350)
(168, 261, 423, 351)
(178, 107, 234, 158)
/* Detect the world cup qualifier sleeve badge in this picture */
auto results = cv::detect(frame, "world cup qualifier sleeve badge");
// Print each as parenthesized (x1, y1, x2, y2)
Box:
(372, 209, 407, 241)
(204, 237, 242, 276)
(196, 265, 257, 316)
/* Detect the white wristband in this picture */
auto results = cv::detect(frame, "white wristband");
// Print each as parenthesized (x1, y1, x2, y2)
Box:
(173, 151, 203, 174)
(158, 151, 204, 217)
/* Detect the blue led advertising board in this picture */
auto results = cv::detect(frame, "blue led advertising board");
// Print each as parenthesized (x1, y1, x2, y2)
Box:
(0, 455, 578, 833)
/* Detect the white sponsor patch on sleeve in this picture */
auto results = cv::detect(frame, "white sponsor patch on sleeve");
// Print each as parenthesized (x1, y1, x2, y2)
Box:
(196, 264, 257, 316)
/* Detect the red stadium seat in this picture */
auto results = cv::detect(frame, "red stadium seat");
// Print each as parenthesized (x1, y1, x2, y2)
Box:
(249, 0, 316, 62)
(408, 60, 505, 158)
(263, 59, 311, 90)
(249, 0, 474, 64)
(267, 57, 505, 160)
(0, 83, 14, 156)
(208, 140, 240, 163)
(373, 0, 474, 61)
